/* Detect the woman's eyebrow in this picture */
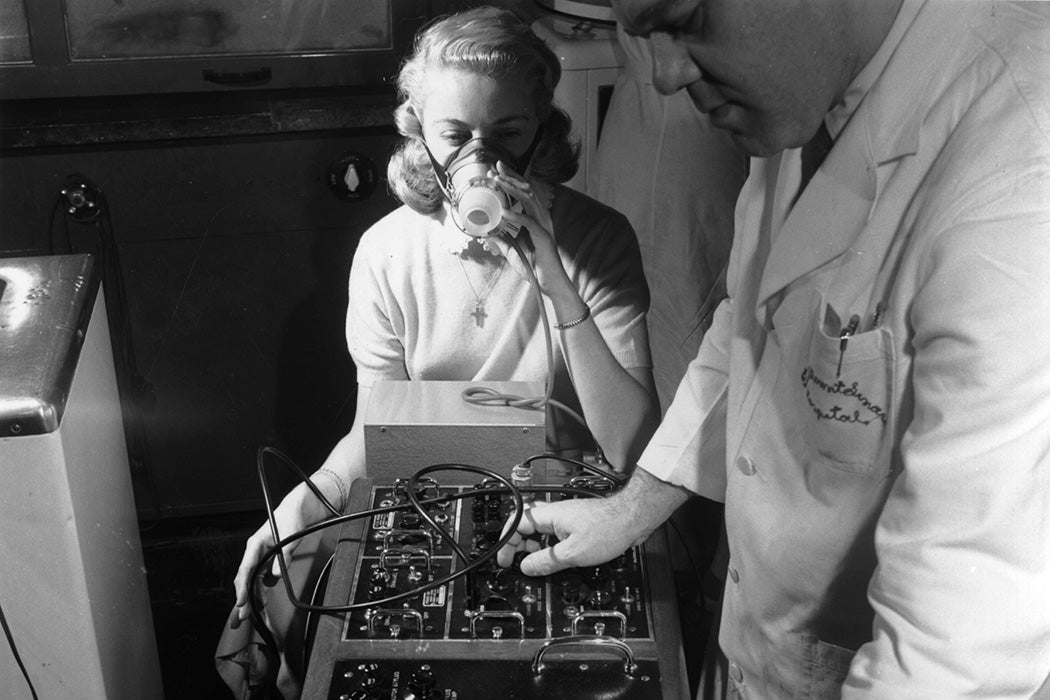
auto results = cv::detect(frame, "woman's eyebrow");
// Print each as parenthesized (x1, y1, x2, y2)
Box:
(432, 115, 531, 127)
(493, 114, 532, 125)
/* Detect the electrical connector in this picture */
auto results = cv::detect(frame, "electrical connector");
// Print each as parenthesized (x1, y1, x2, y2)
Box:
(59, 175, 103, 223)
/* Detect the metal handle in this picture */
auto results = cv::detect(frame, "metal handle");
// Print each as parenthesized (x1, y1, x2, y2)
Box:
(202, 67, 271, 86)
(383, 528, 434, 556)
(379, 546, 431, 571)
(469, 610, 526, 639)
(531, 635, 637, 676)
(366, 608, 424, 637)
(569, 610, 627, 637)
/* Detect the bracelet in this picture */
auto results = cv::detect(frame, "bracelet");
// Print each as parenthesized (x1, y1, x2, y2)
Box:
(553, 305, 591, 330)
(315, 467, 348, 512)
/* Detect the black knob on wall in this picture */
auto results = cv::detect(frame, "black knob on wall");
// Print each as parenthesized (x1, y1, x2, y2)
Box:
(327, 152, 379, 202)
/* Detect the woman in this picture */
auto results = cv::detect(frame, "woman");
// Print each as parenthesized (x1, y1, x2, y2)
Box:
(222, 7, 659, 695)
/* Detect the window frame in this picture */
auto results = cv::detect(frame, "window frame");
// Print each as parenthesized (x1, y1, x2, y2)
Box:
(0, 0, 433, 100)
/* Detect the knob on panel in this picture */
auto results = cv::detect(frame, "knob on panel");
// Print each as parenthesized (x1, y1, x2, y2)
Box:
(327, 152, 378, 201)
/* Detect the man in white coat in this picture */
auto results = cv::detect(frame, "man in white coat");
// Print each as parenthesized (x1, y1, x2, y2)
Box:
(499, 0, 1050, 697)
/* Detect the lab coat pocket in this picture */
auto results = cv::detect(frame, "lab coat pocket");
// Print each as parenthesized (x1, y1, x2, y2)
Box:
(797, 300, 895, 476)
(798, 634, 855, 699)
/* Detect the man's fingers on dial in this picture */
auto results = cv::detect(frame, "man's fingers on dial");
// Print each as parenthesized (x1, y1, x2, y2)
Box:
(518, 541, 573, 577)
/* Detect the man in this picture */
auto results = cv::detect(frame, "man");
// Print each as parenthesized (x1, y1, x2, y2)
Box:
(498, 0, 1050, 697)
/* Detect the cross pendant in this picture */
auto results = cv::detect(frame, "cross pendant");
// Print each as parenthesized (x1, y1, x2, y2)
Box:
(471, 302, 487, 328)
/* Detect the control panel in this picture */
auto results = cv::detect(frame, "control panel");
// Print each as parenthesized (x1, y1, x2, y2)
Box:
(301, 470, 687, 700)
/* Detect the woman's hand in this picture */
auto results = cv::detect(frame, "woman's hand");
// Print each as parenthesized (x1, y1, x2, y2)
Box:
(230, 484, 331, 625)
(231, 417, 366, 625)
(491, 161, 577, 302)
(488, 162, 659, 469)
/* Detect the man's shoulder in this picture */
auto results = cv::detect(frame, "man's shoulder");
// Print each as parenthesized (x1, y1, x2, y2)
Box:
(895, 1, 1050, 166)
(934, 2, 1050, 167)
(928, 1, 1050, 126)
(974, 2, 1050, 138)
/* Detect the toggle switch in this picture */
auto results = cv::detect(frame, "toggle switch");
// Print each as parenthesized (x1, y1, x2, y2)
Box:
(407, 565, 423, 584)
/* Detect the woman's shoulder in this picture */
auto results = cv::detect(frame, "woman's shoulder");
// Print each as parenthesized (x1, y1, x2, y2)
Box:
(357, 203, 438, 254)
(362, 202, 429, 235)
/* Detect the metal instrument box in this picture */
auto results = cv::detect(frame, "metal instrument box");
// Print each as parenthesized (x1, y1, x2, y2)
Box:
(301, 477, 688, 700)
(364, 380, 547, 481)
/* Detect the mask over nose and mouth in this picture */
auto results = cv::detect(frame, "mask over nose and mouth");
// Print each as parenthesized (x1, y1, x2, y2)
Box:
(427, 131, 542, 238)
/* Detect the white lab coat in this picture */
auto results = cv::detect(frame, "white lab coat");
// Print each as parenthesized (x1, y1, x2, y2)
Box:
(639, 2, 1050, 697)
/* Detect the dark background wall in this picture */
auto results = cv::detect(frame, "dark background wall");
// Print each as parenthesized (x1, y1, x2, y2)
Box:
(0, 105, 402, 518)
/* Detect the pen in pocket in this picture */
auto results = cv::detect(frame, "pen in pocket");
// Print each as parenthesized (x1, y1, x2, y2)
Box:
(871, 301, 886, 329)
(837, 313, 860, 378)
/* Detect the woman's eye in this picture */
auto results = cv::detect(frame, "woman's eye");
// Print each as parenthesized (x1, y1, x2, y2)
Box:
(443, 133, 469, 145)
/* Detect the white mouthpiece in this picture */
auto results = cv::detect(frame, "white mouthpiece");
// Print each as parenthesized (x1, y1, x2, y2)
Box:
(456, 186, 504, 237)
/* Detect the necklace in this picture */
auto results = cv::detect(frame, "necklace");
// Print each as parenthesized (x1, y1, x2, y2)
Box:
(458, 255, 506, 328)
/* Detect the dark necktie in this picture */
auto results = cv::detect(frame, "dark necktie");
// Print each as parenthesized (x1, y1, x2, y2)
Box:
(800, 121, 834, 192)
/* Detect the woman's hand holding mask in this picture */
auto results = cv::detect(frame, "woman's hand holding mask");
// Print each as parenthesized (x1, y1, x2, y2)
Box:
(492, 161, 576, 301)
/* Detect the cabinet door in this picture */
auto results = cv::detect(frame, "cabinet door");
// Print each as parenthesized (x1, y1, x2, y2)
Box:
(1, 0, 430, 98)
(65, 0, 393, 59)
(0, 0, 31, 62)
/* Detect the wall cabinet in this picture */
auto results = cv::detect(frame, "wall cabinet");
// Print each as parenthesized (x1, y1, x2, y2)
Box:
(0, 0, 436, 99)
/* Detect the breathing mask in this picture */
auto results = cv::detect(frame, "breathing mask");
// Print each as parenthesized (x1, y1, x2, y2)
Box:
(427, 131, 542, 238)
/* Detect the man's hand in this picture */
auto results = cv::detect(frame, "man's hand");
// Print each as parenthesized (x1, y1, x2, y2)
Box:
(496, 469, 692, 576)
(496, 498, 645, 575)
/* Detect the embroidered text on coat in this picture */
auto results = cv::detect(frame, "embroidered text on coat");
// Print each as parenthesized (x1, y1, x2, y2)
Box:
(800, 367, 888, 426)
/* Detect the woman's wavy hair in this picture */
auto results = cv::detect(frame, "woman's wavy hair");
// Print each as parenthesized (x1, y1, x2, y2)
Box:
(387, 6, 580, 214)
